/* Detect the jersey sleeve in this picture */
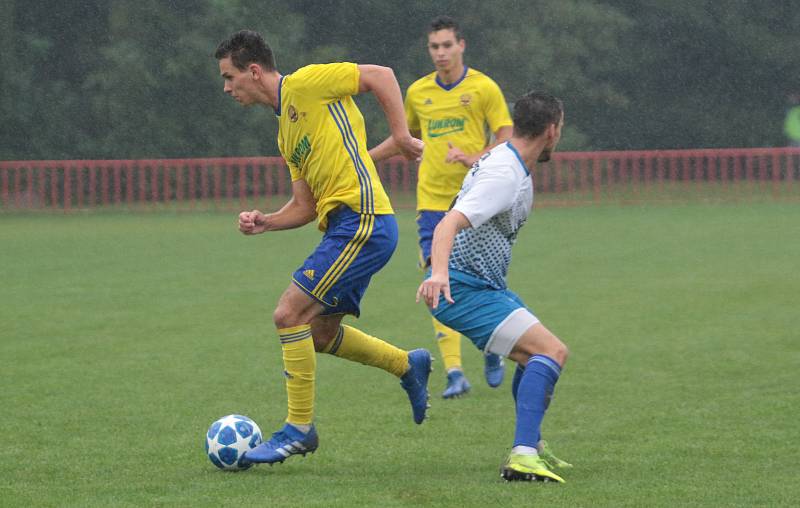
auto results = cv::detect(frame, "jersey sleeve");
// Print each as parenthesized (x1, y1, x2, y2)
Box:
(293, 63, 360, 101)
(482, 78, 513, 133)
(287, 162, 301, 181)
(452, 165, 519, 228)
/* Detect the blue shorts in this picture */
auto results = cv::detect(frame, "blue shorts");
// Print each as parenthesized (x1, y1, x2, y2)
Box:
(430, 269, 530, 350)
(416, 210, 447, 268)
(292, 207, 398, 317)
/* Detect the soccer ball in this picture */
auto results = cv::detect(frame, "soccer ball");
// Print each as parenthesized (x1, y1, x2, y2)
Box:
(205, 414, 262, 470)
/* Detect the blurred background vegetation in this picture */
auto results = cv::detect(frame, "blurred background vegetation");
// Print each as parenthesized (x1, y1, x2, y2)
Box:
(2, 0, 799, 159)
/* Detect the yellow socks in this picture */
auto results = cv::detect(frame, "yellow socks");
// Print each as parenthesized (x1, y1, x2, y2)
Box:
(433, 317, 462, 372)
(278, 325, 316, 426)
(322, 325, 409, 378)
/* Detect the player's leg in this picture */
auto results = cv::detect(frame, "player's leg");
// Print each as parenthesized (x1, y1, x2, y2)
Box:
(430, 275, 568, 481)
(498, 316, 569, 482)
(510, 360, 572, 470)
(314, 318, 411, 376)
(312, 314, 409, 379)
(314, 316, 431, 424)
(436, 317, 504, 395)
(298, 210, 431, 423)
(434, 317, 472, 398)
(245, 283, 323, 465)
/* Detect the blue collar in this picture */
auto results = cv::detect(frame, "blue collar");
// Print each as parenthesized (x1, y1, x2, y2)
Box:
(505, 141, 530, 176)
(435, 65, 468, 91)
(274, 75, 285, 116)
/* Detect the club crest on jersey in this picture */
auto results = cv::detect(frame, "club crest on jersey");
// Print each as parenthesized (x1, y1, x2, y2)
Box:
(303, 269, 315, 281)
(288, 105, 299, 122)
(460, 94, 472, 106)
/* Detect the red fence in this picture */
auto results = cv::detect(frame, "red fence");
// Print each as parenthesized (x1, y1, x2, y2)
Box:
(1, 148, 799, 212)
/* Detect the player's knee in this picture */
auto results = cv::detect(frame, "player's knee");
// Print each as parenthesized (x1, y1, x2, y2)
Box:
(511, 327, 569, 367)
(273, 304, 303, 329)
(551, 339, 569, 367)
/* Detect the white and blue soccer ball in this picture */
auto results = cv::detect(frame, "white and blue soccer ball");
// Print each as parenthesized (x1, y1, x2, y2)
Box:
(205, 414, 262, 470)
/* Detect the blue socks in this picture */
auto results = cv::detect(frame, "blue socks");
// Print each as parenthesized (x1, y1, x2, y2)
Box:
(513, 355, 561, 448)
(511, 364, 524, 402)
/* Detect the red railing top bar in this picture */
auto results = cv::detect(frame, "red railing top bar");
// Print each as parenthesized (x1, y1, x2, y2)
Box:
(554, 147, 800, 161)
(3, 147, 800, 170)
(0, 156, 286, 170)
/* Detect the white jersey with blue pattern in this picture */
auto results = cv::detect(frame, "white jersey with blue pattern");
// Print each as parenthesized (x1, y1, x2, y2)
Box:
(449, 141, 533, 290)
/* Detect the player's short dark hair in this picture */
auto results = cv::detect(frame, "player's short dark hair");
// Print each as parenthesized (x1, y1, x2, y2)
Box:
(512, 91, 564, 138)
(214, 30, 276, 71)
(428, 15, 462, 40)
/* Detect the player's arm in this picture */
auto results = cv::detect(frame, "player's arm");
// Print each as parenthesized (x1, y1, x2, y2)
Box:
(446, 125, 513, 167)
(358, 64, 423, 160)
(238, 179, 317, 234)
(368, 128, 422, 162)
(416, 209, 471, 309)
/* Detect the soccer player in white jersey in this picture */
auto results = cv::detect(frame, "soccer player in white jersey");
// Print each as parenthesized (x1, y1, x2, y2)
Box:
(417, 91, 573, 482)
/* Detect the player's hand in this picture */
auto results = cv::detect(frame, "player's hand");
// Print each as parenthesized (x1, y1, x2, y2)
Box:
(395, 134, 424, 161)
(416, 273, 454, 309)
(445, 142, 473, 167)
(238, 210, 267, 235)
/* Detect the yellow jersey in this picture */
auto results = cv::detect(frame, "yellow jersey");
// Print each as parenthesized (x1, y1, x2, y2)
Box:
(405, 67, 512, 211)
(277, 62, 393, 231)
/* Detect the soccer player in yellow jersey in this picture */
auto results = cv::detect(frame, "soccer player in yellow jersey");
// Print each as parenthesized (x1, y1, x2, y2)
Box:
(214, 30, 430, 466)
(370, 16, 513, 399)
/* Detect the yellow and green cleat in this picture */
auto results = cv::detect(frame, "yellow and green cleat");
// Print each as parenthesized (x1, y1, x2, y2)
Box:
(501, 452, 565, 483)
(538, 440, 573, 469)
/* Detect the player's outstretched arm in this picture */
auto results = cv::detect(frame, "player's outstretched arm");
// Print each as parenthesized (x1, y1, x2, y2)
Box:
(369, 129, 421, 162)
(446, 125, 513, 167)
(416, 210, 471, 309)
(368, 136, 400, 162)
(358, 65, 423, 161)
(238, 179, 317, 235)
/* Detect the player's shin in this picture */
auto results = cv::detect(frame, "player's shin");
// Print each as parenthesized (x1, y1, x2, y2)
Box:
(432, 317, 462, 371)
(513, 355, 561, 448)
(278, 325, 317, 426)
(511, 364, 524, 402)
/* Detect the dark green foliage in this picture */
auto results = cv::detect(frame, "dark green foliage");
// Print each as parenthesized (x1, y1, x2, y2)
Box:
(1, 0, 798, 159)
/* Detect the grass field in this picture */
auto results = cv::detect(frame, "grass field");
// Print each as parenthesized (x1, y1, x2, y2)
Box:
(1, 203, 798, 507)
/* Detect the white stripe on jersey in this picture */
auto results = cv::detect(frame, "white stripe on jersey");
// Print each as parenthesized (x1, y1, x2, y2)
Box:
(449, 142, 533, 289)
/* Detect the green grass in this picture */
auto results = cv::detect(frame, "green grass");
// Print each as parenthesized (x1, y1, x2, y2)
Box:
(1, 204, 798, 507)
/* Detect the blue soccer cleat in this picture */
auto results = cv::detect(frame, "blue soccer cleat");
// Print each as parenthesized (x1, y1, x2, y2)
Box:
(484, 353, 505, 388)
(243, 423, 318, 465)
(442, 369, 471, 399)
(400, 349, 432, 424)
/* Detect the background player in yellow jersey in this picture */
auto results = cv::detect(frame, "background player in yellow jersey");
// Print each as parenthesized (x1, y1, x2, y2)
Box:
(370, 16, 513, 399)
(214, 30, 430, 466)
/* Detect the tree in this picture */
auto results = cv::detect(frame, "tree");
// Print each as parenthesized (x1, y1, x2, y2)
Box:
(603, 0, 800, 148)
(2, 0, 799, 159)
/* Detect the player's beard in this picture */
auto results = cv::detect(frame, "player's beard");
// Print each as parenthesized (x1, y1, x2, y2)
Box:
(537, 149, 552, 163)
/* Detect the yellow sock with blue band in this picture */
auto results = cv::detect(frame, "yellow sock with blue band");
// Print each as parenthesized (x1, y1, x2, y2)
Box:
(278, 325, 316, 426)
(322, 325, 408, 378)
